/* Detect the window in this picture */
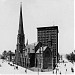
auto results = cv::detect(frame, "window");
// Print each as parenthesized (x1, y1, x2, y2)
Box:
(28, 48, 30, 53)
(32, 49, 34, 50)
(25, 49, 27, 52)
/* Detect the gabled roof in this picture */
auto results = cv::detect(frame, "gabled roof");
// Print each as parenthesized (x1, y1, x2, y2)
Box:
(25, 42, 38, 53)
(26, 42, 42, 53)
(36, 46, 47, 53)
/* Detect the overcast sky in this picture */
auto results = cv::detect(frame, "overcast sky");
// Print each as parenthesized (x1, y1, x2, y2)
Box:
(0, 0, 74, 54)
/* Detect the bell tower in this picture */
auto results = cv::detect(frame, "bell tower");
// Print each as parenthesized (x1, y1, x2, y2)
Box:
(15, 2, 25, 65)
(17, 2, 25, 53)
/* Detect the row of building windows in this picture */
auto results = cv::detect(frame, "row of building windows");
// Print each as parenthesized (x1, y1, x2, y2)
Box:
(38, 40, 56, 44)
(38, 32, 57, 35)
(38, 29, 57, 33)
(38, 36, 56, 39)
(38, 38, 56, 42)
(38, 32, 57, 37)
(38, 35, 57, 39)
(38, 33, 57, 36)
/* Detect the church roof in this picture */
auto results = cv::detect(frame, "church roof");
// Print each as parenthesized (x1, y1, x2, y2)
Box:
(36, 46, 47, 53)
(25, 42, 38, 53)
(26, 42, 43, 53)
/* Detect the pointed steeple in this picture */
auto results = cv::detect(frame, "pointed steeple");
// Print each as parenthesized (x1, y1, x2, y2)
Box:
(18, 2, 24, 34)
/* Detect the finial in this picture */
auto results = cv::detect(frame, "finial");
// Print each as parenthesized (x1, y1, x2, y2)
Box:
(20, 2, 22, 14)
(20, 2, 22, 7)
(20, 2, 22, 4)
(53, 21, 55, 26)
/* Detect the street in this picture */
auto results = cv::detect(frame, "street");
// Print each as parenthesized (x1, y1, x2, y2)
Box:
(0, 59, 75, 75)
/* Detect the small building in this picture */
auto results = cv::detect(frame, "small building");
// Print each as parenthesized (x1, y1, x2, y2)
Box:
(7, 52, 15, 62)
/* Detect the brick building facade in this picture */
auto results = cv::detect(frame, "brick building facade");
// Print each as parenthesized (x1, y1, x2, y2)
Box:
(37, 26, 59, 69)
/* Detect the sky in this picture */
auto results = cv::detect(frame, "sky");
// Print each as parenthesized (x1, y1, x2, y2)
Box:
(0, 0, 74, 54)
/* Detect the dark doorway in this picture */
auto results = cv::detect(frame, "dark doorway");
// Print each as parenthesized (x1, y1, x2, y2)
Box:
(30, 54, 35, 67)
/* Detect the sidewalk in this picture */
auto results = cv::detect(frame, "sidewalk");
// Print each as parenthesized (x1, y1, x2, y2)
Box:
(29, 67, 52, 72)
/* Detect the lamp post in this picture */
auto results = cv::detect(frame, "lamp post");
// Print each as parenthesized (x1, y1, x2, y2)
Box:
(55, 65, 59, 75)
(25, 59, 27, 74)
(53, 70, 54, 74)
(65, 69, 67, 75)
(28, 47, 30, 68)
(29, 58, 30, 68)
(56, 68, 57, 75)
(39, 47, 41, 70)
(60, 71, 61, 75)
(38, 68, 39, 75)
(51, 46, 54, 70)
(34, 43, 36, 67)
(41, 46, 43, 72)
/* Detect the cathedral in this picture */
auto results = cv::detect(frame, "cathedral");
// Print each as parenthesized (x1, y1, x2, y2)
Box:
(15, 3, 58, 71)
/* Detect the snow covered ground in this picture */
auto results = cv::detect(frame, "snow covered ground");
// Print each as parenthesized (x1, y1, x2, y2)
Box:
(0, 58, 75, 75)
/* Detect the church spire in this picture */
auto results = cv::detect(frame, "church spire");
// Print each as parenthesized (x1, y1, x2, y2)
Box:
(18, 2, 24, 34)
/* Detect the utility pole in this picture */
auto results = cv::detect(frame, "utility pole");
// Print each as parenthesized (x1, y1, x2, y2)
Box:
(38, 68, 39, 75)
(40, 47, 41, 70)
(34, 43, 36, 67)
(41, 46, 43, 71)
(25, 55, 27, 73)
(52, 46, 53, 70)
(28, 48, 30, 68)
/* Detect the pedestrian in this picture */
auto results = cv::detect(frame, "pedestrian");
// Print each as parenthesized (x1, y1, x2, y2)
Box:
(63, 60, 64, 63)
(38, 69, 39, 75)
(66, 69, 67, 71)
(25, 69, 27, 73)
(60, 71, 61, 75)
(25, 68, 27, 73)
(65, 64, 66, 67)
(14, 66, 15, 69)
(16, 66, 18, 70)
(53, 70, 54, 74)
(56, 69, 57, 75)
(71, 67, 74, 73)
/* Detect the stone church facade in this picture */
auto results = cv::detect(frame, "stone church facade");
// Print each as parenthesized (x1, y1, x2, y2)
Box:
(36, 46, 52, 69)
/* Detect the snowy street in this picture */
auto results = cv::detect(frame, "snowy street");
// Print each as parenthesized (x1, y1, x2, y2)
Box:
(0, 59, 53, 75)
(0, 59, 75, 75)
(0, 59, 35, 74)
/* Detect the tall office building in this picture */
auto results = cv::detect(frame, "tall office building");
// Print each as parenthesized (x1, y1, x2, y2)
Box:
(37, 26, 59, 68)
